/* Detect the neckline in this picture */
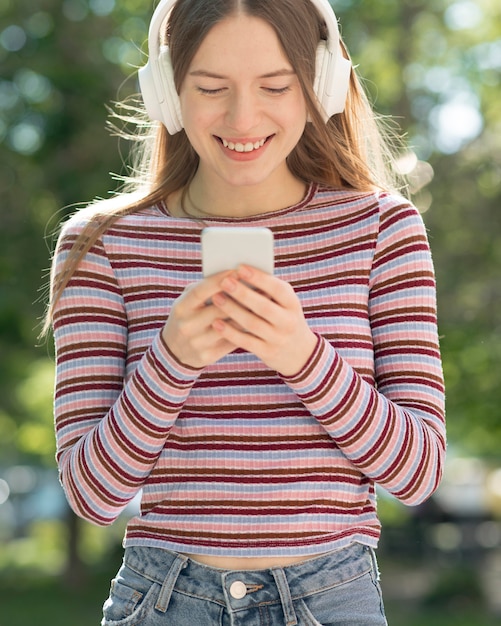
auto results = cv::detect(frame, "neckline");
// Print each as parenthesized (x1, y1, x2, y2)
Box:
(161, 182, 318, 223)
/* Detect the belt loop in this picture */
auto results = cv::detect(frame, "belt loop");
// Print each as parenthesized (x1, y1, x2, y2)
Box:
(366, 545, 381, 582)
(271, 568, 298, 626)
(155, 554, 188, 613)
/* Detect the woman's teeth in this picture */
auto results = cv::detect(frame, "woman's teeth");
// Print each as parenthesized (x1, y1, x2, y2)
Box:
(222, 138, 266, 152)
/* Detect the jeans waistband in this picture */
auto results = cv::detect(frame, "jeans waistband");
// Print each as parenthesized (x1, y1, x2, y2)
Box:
(122, 543, 374, 615)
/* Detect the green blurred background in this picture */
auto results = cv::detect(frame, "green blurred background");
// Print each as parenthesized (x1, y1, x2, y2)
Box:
(1, 0, 500, 623)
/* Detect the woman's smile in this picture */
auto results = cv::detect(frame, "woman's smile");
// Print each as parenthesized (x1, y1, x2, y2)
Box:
(219, 136, 268, 153)
(216, 134, 273, 161)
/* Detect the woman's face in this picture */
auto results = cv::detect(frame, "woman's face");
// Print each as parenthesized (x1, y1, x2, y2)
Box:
(179, 13, 308, 193)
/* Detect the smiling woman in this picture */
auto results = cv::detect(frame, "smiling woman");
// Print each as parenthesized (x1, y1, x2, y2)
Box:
(44, 1, 446, 624)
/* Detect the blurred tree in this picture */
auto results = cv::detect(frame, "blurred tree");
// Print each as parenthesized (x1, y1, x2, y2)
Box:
(1, 0, 500, 579)
(0, 0, 148, 583)
(341, 0, 501, 455)
(0, 0, 147, 459)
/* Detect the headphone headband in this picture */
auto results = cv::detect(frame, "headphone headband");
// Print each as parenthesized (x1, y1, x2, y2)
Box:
(139, 0, 351, 134)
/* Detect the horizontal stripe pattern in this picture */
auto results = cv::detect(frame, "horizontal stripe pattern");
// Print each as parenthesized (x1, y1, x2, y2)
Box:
(53, 184, 445, 557)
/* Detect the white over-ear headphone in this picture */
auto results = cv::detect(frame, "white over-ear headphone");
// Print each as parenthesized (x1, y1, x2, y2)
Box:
(138, 0, 352, 135)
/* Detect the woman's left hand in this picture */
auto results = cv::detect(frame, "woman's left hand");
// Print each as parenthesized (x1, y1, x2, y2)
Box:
(211, 265, 318, 377)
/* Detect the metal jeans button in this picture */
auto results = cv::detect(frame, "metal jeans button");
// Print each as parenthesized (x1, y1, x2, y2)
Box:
(229, 580, 247, 599)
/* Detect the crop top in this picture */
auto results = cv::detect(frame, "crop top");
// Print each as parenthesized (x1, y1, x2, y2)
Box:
(52, 183, 446, 557)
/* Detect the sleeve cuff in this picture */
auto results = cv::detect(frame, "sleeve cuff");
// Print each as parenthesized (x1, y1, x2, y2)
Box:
(156, 330, 205, 379)
(280, 333, 325, 384)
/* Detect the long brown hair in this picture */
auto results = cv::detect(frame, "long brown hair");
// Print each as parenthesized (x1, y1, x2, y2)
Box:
(42, 0, 402, 336)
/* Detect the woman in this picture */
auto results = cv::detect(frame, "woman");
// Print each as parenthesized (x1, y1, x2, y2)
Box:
(46, 0, 446, 623)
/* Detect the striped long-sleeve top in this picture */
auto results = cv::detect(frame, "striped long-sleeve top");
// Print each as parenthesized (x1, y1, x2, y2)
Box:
(53, 183, 446, 557)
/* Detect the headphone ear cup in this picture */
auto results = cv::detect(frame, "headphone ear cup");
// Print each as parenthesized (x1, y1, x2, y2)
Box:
(138, 47, 183, 134)
(138, 60, 163, 123)
(326, 53, 351, 117)
(157, 47, 183, 134)
(313, 41, 330, 112)
(313, 40, 351, 120)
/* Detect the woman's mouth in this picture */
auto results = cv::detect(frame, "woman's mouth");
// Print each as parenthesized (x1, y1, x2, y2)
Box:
(218, 136, 270, 153)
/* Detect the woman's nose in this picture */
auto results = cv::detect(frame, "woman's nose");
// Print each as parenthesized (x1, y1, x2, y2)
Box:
(225, 90, 261, 132)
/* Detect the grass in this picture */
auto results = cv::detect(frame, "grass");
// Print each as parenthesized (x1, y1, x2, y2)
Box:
(385, 606, 499, 626)
(1, 580, 99, 625)
(0, 568, 113, 626)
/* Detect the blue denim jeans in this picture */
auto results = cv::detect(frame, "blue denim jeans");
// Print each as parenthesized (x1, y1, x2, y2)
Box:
(101, 543, 388, 625)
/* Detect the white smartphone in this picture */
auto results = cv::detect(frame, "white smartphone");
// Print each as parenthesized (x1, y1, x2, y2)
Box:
(201, 227, 274, 277)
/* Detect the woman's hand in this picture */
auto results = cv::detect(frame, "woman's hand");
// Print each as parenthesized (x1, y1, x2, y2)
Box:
(211, 265, 318, 377)
(162, 271, 238, 369)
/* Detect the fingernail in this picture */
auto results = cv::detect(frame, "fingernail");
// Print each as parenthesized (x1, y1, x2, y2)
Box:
(213, 319, 225, 331)
(221, 277, 237, 292)
(238, 265, 252, 279)
(213, 293, 226, 305)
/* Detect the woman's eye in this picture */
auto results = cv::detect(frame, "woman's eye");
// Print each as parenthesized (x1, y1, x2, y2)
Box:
(264, 86, 292, 95)
(197, 86, 226, 95)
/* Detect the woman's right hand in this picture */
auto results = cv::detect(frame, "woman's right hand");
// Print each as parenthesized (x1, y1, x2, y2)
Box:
(162, 271, 237, 369)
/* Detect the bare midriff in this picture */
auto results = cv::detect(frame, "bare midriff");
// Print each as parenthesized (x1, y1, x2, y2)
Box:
(181, 552, 325, 570)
